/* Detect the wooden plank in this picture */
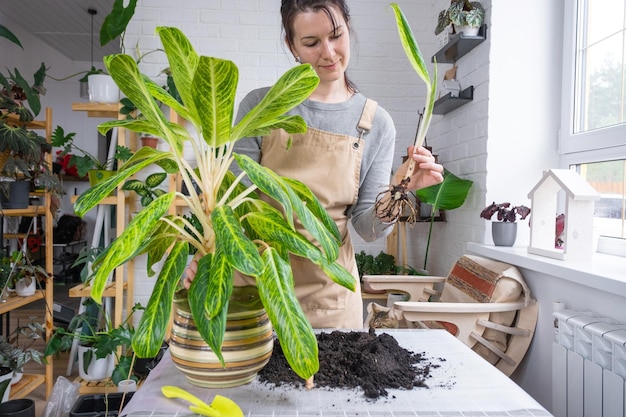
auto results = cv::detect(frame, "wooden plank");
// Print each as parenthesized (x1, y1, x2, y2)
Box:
(9, 374, 45, 399)
(69, 282, 126, 298)
(0, 291, 45, 315)
(71, 102, 120, 118)
(74, 377, 144, 394)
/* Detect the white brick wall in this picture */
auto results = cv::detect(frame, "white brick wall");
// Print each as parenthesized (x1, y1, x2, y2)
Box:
(125, 0, 435, 262)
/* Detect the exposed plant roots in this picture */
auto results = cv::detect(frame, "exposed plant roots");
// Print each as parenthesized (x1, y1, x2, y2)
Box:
(375, 177, 417, 224)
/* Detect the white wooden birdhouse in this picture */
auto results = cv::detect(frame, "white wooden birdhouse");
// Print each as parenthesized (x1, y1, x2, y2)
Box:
(527, 169, 600, 261)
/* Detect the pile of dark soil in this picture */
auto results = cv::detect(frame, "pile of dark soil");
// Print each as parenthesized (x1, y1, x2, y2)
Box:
(258, 328, 439, 399)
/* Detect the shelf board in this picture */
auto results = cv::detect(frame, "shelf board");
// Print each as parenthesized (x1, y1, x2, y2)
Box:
(432, 25, 487, 64)
(3, 113, 47, 130)
(0, 291, 45, 314)
(71, 102, 120, 118)
(0, 205, 47, 217)
(433, 86, 474, 115)
(69, 281, 127, 298)
(74, 376, 144, 394)
(9, 374, 45, 399)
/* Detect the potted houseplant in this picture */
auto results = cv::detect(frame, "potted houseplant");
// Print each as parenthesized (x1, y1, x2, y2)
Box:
(51, 125, 133, 184)
(73, 26, 353, 384)
(1, 25, 63, 208)
(44, 301, 143, 385)
(435, 0, 485, 36)
(480, 201, 531, 246)
(8, 251, 48, 297)
(0, 318, 45, 385)
(414, 169, 473, 270)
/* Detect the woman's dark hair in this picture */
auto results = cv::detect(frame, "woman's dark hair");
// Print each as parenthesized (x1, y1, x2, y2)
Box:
(280, 0, 357, 92)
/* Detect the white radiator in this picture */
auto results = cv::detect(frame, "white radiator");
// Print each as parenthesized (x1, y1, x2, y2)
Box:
(553, 308, 626, 417)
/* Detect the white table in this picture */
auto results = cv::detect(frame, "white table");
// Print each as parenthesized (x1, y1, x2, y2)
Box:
(122, 329, 553, 416)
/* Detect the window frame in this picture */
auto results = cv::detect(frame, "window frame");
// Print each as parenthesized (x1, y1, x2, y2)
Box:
(561, 0, 626, 255)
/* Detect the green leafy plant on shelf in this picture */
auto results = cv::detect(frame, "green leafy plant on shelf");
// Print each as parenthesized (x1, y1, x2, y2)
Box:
(0, 317, 46, 379)
(44, 301, 144, 385)
(435, 0, 485, 35)
(52, 126, 133, 178)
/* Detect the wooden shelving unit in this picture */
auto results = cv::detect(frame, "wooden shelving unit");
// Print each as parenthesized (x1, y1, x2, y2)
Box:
(1, 108, 55, 399)
(69, 102, 136, 393)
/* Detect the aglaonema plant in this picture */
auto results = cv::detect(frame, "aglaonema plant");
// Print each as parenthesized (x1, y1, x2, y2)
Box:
(73, 26, 356, 380)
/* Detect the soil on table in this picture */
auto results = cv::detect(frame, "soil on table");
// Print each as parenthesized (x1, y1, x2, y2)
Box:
(258, 328, 440, 399)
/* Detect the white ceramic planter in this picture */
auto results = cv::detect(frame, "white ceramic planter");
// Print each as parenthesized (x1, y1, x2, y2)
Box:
(0, 367, 12, 402)
(14, 277, 35, 297)
(88, 74, 120, 103)
(77, 345, 115, 381)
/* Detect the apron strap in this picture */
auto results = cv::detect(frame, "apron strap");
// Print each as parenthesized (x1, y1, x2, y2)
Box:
(356, 99, 378, 139)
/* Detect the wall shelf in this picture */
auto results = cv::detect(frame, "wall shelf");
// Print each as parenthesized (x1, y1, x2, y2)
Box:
(432, 25, 487, 64)
(433, 86, 474, 115)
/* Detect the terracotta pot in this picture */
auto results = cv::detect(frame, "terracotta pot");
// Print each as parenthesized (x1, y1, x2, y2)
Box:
(169, 286, 274, 388)
(140, 136, 159, 149)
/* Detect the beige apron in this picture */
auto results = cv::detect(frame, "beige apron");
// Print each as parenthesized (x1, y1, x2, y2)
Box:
(257, 99, 378, 329)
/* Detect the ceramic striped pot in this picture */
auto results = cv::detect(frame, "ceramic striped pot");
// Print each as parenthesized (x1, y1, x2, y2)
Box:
(169, 287, 274, 388)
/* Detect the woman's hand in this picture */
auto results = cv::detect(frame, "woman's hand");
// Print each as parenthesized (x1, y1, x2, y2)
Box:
(182, 258, 198, 289)
(393, 146, 444, 191)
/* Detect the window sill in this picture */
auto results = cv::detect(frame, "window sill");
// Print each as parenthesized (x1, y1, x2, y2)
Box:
(466, 242, 626, 297)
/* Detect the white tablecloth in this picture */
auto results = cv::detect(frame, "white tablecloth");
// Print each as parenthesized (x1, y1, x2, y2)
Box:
(122, 329, 553, 416)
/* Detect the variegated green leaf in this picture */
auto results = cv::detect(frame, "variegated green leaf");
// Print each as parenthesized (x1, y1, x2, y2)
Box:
(244, 210, 323, 263)
(90, 193, 174, 302)
(188, 257, 228, 366)
(320, 260, 356, 291)
(188, 253, 212, 320)
(146, 172, 168, 188)
(156, 27, 200, 123)
(104, 54, 169, 132)
(193, 56, 237, 148)
(211, 205, 264, 276)
(204, 251, 233, 319)
(144, 76, 191, 122)
(234, 153, 294, 228)
(145, 217, 180, 276)
(231, 64, 319, 140)
(281, 179, 339, 262)
(242, 115, 308, 139)
(74, 151, 167, 216)
(283, 177, 340, 242)
(257, 248, 318, 379)
(132, 241, 187, 358)
(390, 3, 437, 149)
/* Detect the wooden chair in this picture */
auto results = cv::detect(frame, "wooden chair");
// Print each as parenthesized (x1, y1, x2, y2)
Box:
(363, 254, 538, 377)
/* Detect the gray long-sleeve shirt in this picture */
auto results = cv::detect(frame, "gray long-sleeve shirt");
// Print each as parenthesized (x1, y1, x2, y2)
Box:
(234, 87, 396, 242)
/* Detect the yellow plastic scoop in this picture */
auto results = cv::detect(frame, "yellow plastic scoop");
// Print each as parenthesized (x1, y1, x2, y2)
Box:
(161, 385, 243, 417)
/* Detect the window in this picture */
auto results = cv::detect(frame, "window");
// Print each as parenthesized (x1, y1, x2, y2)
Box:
(562, 0, 626, 244)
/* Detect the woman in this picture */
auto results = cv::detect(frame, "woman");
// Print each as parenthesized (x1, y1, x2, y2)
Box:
(186, 0, 443, 328)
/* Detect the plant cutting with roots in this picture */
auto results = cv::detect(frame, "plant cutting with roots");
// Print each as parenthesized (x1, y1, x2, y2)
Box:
(73, 27, 357, 382)
(374, 4, 438, 224)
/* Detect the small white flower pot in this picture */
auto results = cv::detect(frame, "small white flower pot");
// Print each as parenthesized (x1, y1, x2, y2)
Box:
(77, 345, 115, 381)
(88, 74, 120, 103)
(15, 277, 36, 297)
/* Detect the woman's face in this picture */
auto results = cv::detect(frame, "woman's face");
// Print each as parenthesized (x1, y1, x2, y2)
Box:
(289, 7, 351, 86)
